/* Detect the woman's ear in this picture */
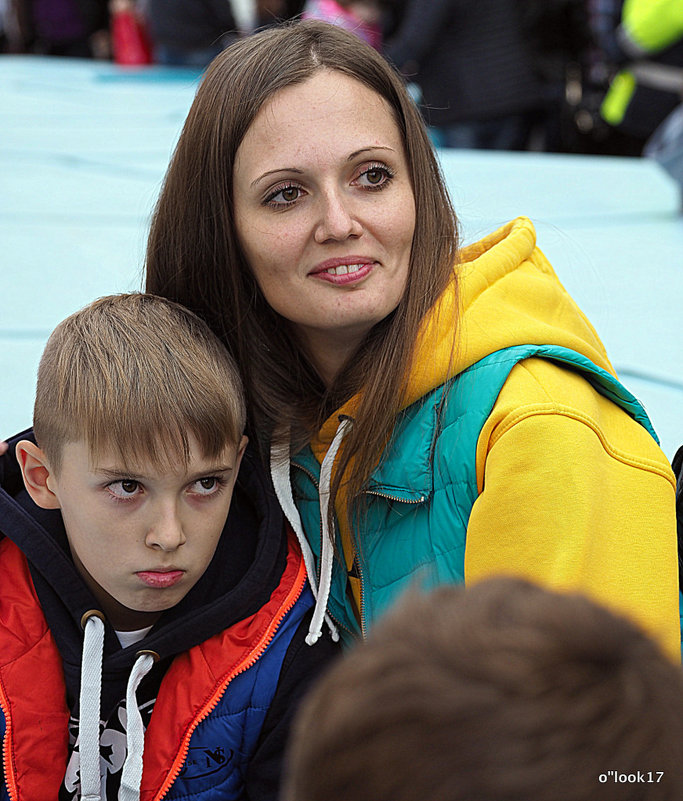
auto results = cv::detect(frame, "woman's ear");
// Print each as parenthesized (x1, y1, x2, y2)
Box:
(15, 440, 61, 510)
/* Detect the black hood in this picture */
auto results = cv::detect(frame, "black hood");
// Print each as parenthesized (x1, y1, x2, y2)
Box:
(0, 429, 286, 716)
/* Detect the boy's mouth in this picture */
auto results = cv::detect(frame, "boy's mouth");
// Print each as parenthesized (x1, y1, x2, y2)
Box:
(136, 569, 185, 588)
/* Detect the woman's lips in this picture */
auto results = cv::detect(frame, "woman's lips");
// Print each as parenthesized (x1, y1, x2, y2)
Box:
(309, 257, 376, 284)
(136, 570, 184, 588)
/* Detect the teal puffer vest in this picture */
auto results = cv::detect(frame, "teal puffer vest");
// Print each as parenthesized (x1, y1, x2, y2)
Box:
(290, 345, 658, 645)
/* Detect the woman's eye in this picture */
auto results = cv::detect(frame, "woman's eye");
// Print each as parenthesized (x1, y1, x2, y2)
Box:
(365, 169, 385, 185)
(191, 477, 223, 496)
(281, 186, 300, 202)
(108, 480, 141, 499)
(357, 166, 393, 189)
(265, 184, 303, 206)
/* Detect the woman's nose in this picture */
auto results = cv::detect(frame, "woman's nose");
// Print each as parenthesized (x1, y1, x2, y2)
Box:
(314, 190, 363, 243)
(145, 502, 186, 552)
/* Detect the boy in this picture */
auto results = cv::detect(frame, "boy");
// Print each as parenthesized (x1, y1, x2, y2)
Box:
(0, 293, 339, 801)
(285, 576, 683, 801)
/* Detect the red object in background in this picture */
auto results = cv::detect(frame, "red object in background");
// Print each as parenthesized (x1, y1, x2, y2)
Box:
(111, 8, 154, 65)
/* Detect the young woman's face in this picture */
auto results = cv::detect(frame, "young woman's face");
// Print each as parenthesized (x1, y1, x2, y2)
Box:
(233, 70, 416, 380)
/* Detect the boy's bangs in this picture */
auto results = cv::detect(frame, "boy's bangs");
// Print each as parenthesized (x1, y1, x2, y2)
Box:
(33, 294, 245, 472)
(75, 360, 242, 470)
(83, 406, 239, 472)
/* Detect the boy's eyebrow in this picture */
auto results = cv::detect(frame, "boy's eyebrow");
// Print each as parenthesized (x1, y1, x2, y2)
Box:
(93, 464, 236, 481)
(94, 467, 146, 480)
(186, 464, 236, 481)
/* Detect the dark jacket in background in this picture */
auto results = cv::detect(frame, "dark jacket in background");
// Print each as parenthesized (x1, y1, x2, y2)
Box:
(146, 0, 237, 51)
(384, 0, 543, 127)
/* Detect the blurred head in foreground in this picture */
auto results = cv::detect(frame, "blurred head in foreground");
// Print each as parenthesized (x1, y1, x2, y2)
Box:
(285, 576, 683, 801)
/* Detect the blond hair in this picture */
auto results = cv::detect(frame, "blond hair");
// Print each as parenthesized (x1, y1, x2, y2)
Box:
(34, 293, 246, 473)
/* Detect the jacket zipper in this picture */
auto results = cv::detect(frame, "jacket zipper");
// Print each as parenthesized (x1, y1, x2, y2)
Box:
(357, 490, 426, 639)
(152, 556, 308, 800)
(363, 490, 426, 504)
(293, 464, 427, 641)
(0, 679, 18, 801)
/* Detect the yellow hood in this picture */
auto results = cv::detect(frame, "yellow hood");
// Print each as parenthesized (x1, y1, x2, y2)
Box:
(316, 216, 615, 449)
(410, 216, 616, 404)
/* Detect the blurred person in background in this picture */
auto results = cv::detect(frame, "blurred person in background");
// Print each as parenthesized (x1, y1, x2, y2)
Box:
(9, 0, 109, 57)
(255, 0, 304, 27)
(1, 0, 8, 50)
(519, 0, 594, 153)
(302, 0, 382, 50)
(600, 0, 683, 153)
(383, 0, 544, 149)
(145, 0, 239, 68)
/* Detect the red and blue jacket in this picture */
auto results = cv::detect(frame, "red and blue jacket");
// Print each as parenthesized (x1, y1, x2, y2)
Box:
(0, 433, 339, 801)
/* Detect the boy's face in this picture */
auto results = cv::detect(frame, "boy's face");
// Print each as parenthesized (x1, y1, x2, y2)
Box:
(44, 434, 246, 631)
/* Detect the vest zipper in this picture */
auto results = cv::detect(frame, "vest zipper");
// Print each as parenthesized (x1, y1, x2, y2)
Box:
(152, 556, 308, 800)
(0, 680, 18, 801)
(357, 490, 426, 639)
(363, 490, 426, 504)
(292, 465, 427, 641)
(355, 549, 369, 641)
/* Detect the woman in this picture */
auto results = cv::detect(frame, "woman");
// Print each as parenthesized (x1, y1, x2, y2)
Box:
(145, 21, 679, 658)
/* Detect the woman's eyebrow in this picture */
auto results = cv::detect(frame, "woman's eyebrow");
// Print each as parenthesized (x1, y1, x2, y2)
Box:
(251, 167, 304, 188)
(346, 145, 396, 160)
(250, 145, 398, 188)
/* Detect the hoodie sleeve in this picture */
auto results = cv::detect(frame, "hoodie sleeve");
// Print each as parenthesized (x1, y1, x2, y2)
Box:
(464, 358, 680, 662)
(243, 610, 341, 800)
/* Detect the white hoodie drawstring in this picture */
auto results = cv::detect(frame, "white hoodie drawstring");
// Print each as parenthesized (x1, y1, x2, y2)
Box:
(80, 612, 105, 801)
(271, 434, 340, 645)
(271, 437, 323, 607)
(79, 613, 155, 801)
(118, 652, 155, 801)
(270, 420, 351, 646)
(310, 417, 352, 645)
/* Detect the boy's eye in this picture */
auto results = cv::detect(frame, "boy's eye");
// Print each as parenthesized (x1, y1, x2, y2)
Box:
(190, 477, 223, 496)
(108, 480, 141, 498)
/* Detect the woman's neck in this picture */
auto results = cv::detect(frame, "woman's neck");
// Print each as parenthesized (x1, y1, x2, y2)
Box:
(298, 326, 368, 388)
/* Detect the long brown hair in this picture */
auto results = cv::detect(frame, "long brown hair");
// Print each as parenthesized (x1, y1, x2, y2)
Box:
(145, 20, 458, 520)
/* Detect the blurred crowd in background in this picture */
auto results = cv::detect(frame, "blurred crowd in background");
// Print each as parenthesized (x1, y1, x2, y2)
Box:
(1, 0, 682, 165)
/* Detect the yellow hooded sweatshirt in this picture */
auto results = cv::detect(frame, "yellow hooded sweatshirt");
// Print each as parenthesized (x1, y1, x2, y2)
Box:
(303, 217, 678, 660)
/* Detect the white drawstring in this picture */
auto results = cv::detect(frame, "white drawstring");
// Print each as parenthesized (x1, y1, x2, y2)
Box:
(118, 653, 155, 801)
(80, 613, 105, 801)
(271, 437, 322, 599)
(78, 613, 155, 801)
(270, 429, 340, 645)
(309, 417, 351, 645)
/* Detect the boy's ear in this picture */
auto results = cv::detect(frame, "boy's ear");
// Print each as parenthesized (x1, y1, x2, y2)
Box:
(15, 440, 61, 510)
(235, 435, 248, 471)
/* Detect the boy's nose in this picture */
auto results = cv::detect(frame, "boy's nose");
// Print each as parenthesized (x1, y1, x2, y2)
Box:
(145, 503, 186, 551)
